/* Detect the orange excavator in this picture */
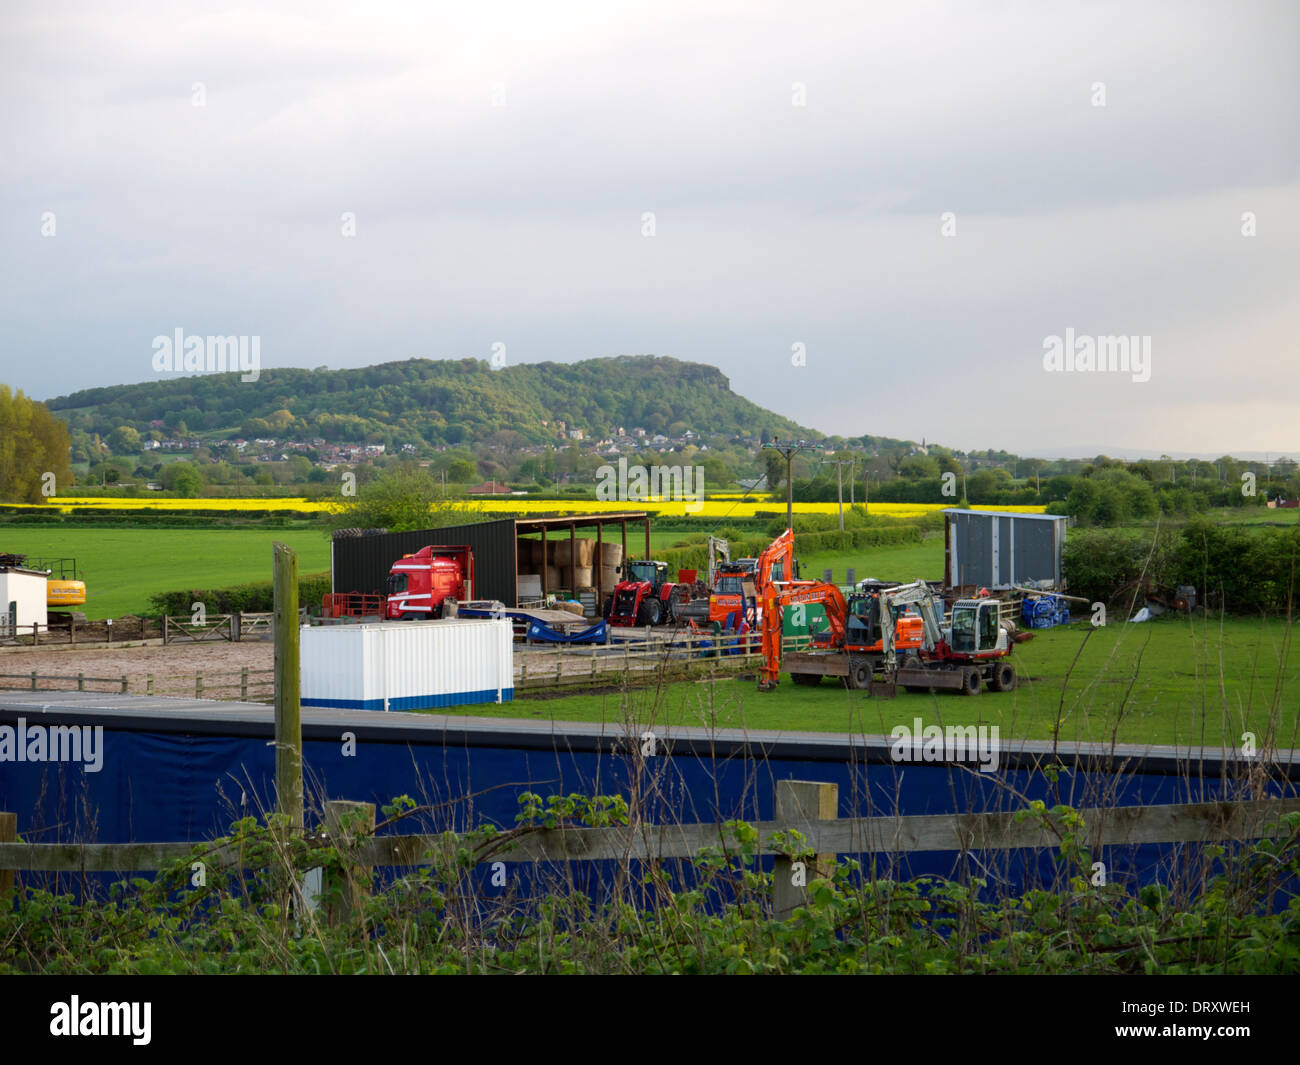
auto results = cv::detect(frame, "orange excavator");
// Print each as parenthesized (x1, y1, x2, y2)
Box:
(758, 579, 848, 690)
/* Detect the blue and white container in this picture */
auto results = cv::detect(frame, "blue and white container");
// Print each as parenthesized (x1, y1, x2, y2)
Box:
(301, 619, 513, 711)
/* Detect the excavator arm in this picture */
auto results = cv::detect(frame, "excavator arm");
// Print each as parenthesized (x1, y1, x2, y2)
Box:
(872, 579, 944, 669)
(759, 580, 847, 691)
(753, 528, 794, 599)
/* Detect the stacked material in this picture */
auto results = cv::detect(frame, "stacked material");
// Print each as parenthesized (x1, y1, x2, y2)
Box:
(1021, 595, 1070, 629)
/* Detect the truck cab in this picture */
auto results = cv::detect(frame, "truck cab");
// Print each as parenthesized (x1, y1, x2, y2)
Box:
(384, 545, 474, 620)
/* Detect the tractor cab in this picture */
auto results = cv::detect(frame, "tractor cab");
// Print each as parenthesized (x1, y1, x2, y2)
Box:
(625, 560, 669, 588)
(948, 599, 1006, 655)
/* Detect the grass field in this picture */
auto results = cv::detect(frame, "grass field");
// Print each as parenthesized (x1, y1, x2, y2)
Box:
(489, 615, 1298, 748)
(0, 526, 332, 618)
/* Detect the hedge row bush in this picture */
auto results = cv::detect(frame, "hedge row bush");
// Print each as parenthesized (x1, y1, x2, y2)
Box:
(149, 571, 332, 616)
(1064, 522, 1300, 614)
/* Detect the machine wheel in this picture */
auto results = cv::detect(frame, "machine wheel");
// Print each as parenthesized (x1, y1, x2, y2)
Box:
(790, 672, 821, 686)
(900, 654, 931, 694)
(990, 662, 1016, 692)
(639, 597, 663, 627)
(960, 667, 981, 696)
(400, 611, 421, 622)
(844, 657, 872, 691)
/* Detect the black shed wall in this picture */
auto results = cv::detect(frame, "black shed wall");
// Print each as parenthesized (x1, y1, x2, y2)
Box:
(331, 519, 519, 606)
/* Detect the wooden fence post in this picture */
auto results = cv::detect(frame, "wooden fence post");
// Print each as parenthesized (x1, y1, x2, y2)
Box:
(274, 542, 303, 830)
(120, 675, 128, 693)
(146, 673, 154, 695)
(772, 780, 838, 920)
(195, 672, 203, 698)
(29, 671, 36, 691)
(0, 812, 14, 897)
(77, 672, 84, 692)
(241, 667, 249, 701)
(323, 800, 376, 928)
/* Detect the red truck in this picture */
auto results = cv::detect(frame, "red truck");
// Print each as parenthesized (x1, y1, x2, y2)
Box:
(323, 545, 474, 621)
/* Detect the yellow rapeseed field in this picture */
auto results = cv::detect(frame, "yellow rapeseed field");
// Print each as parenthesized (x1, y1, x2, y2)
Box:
(9, 496, 1049, 519)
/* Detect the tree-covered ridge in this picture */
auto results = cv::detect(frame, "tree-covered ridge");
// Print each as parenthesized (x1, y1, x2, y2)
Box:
(47, 356, 815, 448)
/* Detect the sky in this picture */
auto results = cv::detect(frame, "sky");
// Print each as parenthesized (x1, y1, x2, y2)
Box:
(2, 0, 1297, 457)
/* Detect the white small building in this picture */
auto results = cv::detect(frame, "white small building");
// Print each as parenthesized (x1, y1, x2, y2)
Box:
(0, 560, 48, 633)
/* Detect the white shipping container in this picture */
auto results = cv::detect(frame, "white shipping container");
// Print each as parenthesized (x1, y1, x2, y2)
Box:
(301, 618, 513, 711)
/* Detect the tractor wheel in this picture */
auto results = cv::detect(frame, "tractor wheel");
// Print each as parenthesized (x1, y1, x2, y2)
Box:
(639, 597, 663, 627)
(990, 662, 1016, 692)
(790, 672, 821, 686)
(401, 611, 421, 622)
(960, 667, 982, 696)
(663, 597, 676, 625)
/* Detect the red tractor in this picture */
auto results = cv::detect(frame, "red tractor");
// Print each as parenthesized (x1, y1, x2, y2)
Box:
(606, 560, 691, 627)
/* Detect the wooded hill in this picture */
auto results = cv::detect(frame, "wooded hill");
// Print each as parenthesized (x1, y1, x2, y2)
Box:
(48, 355, 827, 449)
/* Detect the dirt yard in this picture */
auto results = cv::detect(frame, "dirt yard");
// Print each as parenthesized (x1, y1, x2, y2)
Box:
(0, 640, 275, 700)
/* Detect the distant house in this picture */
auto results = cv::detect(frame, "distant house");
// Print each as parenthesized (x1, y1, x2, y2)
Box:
(467, 480, 511, 495)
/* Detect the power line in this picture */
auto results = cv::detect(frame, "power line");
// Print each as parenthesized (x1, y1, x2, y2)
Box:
(761, 438, 824, 530)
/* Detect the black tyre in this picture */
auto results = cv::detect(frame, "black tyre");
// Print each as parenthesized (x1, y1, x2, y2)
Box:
(790, 672, 821, 686)
(900, 654, 931, 694)
(990, 662, 1016, 692)
(844, 657, 872, 691)
(638, 597, 663, 627)
(960, 667, 981, 696)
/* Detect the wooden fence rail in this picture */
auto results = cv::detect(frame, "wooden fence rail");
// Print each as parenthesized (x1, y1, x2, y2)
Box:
(0, 668, 275, 701)
(3, 794, 1294, 873)
(513, 631, 815, 690)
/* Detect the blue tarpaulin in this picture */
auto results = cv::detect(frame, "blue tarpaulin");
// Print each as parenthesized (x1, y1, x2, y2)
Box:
(526, 618, 608, 644)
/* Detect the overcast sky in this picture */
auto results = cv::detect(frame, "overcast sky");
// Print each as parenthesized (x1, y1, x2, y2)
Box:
(2, 0, 1297, 456)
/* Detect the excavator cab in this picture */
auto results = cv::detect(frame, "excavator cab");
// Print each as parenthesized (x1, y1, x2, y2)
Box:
(949, 600, 1002, 654)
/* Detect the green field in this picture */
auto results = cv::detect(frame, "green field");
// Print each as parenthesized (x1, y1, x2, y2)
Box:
(496, 615, 1298, 747)
(0, 525, 332, 618)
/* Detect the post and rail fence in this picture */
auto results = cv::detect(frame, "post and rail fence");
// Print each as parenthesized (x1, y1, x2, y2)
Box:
(1, 786, 1296, 921)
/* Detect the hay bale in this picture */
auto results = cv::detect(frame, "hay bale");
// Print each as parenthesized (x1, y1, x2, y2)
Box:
(571, 565, 593, 588)
(598, 542, 624, 566)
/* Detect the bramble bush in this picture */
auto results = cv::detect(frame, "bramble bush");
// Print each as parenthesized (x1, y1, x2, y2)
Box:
(2, 799, 1295, 975)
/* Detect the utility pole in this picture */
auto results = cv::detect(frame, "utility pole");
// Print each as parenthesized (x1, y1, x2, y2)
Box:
(849, 457, 855, 506)
(831, 460, 854, 531)
(762, 439, 823, 530)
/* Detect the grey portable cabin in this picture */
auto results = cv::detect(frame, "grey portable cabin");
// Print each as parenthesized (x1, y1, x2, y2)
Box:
(943, 509, 1068, 591)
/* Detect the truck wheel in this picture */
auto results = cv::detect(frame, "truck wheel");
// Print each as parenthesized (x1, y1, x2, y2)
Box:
(639, 597, 663, 627)
(990, 662, 1016, 692)
(960, 667, 981, 696)
(790, 672, 821, 686)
